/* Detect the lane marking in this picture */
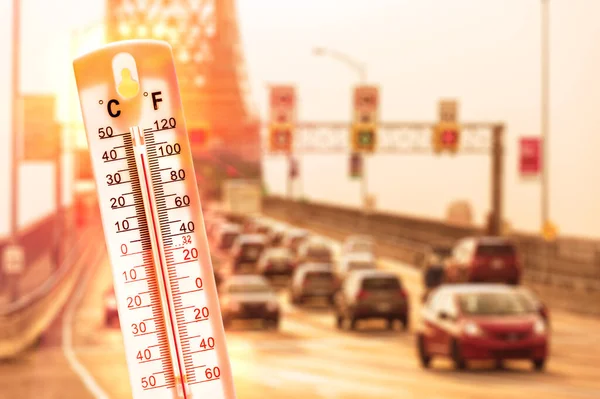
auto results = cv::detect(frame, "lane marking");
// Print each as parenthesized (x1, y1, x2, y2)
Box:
(62, 248, 111, 399)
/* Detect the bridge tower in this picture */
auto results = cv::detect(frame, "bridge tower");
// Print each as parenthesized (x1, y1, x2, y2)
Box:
(105, 0, 261, 178)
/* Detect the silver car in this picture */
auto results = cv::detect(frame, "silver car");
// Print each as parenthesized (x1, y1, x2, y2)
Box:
(219, 275, 280, 329)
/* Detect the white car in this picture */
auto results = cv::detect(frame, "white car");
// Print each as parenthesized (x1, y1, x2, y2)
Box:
(215, 223, 242, 251)
(230, 234, 268, 274)
(342, 235, 375, 257)
(336, 252, 377, 280)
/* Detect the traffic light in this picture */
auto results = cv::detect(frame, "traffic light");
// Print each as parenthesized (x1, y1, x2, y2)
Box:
(269, 123, 293, 153)
(351, 123, 377, 153)
(190, 128, 208, 147)
(432, 122, 460, 154)
(349, 153, 363, 178)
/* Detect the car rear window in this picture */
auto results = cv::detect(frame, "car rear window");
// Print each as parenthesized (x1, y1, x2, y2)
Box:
(476, 244, 516, 256)
(305, 271, 333, 280)
(458, 292, 536, 315)
(307, 247, 331, 258)
(362, 277, 400, 290)
(229, 283, 271, 294)
(241, 244, 264, 260)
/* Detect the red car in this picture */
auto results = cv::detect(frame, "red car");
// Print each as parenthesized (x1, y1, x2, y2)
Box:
(445, 237, 521, 285)
(417, 284, 549, 371)
(104, 288, 119, 327)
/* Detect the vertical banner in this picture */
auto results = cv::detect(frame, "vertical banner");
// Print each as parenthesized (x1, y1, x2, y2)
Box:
(519, 137, 541, 177)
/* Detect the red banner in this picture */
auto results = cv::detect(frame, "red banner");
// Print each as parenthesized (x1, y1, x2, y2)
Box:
(519, 137, 541, 176)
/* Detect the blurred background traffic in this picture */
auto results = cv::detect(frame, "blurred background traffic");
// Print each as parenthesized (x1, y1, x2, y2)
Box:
(1, 0, 600, 398)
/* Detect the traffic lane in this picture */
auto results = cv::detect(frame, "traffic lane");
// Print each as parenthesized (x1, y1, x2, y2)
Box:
(71, 252, 133, 399)
(71, 261, 600, 399)
(375, 257, 600, 383)
(264, 221, 600, 379)
(70, 250, 375, 399)
(71, 241, 600, 399)
(0, 227, 105, 399)
(280, 294, 600, 399)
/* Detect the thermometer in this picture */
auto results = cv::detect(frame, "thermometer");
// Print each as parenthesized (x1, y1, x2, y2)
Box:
(74, 40, 236, 399)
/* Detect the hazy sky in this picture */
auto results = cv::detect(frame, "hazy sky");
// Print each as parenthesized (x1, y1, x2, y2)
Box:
(1, 0, 600, 239)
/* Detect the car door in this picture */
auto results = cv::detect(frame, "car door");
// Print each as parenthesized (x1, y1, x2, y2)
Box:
(436, 293, 460, 355)
(421, 291, 445, 354)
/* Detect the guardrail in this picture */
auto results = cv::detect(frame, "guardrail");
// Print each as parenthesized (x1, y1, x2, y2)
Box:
(0, 218, 101, 359)
(262, 196, 600, 293)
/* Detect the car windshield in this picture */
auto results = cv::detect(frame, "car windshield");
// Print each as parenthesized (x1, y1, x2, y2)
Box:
(362, 277, 400, 290)
(476, 244, 516, 256)
(228, 283, 271, 294)
(458, 292, 536, 315)
(348, 262, 375, 271)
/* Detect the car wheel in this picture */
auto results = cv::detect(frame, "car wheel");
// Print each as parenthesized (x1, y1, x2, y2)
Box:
(386, 318, 395, 330)
(349, 317, 358, 331)
(451, 339, 467, 370)
(401, 316, 409, 331)
(328, 295, 336, 306)
(495, 359, 504, 370)
(417, 335, 432, 369)
(336, 313, 344, 329)
(532, 358, 546, 371)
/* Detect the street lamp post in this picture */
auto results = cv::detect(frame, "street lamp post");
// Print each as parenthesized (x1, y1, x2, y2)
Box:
(4, 0, 22, 299)
(540, 0, 550, 230)
(313, 47, 367, 83)
(313, 46, 369, 210)
(540, 0, 551, 278)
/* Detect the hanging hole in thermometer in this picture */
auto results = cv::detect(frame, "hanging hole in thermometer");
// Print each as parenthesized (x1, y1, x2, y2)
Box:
(73, 40, 236, 399)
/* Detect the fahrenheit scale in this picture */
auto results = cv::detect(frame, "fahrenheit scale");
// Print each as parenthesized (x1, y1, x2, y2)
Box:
(74, 40, 236, 399)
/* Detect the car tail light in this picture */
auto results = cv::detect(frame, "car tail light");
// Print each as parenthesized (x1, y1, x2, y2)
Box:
(265, 262, 273, 270)
(356, 290, 369, 301)
(397, 289, 408, 299)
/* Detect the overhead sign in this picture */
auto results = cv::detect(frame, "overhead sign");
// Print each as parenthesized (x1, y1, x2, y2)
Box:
(519, 137, 541, 176)
(269, 85, 296, 125)
(2, 245, 25, 275)
(22, 95, 60, 161)
(439, 99, 458, 123)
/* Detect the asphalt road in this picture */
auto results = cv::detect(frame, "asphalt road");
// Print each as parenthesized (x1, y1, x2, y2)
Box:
(1, 227, 599, 398)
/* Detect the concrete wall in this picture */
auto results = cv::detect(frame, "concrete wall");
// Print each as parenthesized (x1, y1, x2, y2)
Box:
(263, 196, 600, 292)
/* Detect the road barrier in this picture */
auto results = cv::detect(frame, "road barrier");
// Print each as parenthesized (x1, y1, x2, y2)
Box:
(262, 196, 600, 296)
(0, 202, 101, 359)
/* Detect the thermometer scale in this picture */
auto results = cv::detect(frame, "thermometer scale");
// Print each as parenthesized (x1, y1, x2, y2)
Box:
(74, 40, 236, 399)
